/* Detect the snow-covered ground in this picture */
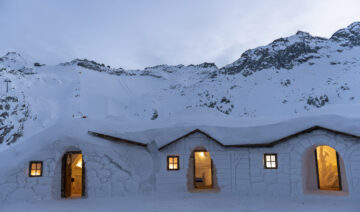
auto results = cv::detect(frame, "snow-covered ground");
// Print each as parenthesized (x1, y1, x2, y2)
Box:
(1, 194, 359, 212)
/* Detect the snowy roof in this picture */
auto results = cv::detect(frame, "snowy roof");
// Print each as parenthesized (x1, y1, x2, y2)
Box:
(87, 114, 360, 150)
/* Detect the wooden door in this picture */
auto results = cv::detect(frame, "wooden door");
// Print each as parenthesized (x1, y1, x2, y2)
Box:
(62, 152, 83, 198)
(65, 154, 72, 198)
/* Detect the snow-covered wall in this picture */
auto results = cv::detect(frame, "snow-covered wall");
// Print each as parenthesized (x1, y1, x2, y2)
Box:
(289, 129, 360, 197)
(0, 133, 154, 202)
(1, 126, 359, 203)
(156, 129, 360, 198)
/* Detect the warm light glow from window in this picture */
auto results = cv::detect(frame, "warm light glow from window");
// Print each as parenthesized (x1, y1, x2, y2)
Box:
(194, 151, 213, 188)
(264, 154, 277, 169)
(29, 161, 42, 177)
(316, 145, 341, 191)
(76, 158, 83, 168)
(64, 153, 83, 198)
(167, 156, 179, 170)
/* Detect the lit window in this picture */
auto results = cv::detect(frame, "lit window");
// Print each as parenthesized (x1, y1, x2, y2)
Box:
(29, 161, 43, 177)
(167, 156, 179, 170)
(315, 145, 341, 190)
(264, 154, 277, 169)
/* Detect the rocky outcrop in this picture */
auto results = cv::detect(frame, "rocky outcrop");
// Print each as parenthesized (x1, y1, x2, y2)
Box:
(331, 22, 360, 47)
(58, 22, 360, 79)
(0, 96, 30, 145)
(0, 52, 32, 74)
(141, 63, 218, 79)
(221, 31, 328, 76)
(222, 22, 360, 77)
(61, 59, 133, 76)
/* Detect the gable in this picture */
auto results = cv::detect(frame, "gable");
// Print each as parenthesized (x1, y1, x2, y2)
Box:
(87, 115, 360, 150)
(158, 129, 223, 150)
(157, 126, 360, 151)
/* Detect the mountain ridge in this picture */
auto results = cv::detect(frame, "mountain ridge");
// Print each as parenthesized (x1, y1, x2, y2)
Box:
(2, 22, 360, 78)
(1, 21, 360, 148)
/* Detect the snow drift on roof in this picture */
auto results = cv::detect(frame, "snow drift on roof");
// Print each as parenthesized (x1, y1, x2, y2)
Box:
(88, 114, 360, 149)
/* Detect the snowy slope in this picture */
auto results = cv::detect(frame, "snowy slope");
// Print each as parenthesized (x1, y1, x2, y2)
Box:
(1, 22, 360, 149)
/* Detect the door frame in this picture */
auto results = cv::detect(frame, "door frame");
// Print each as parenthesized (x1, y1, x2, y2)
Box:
(61, 151, 85, 198)
(193, 150, 213, 189)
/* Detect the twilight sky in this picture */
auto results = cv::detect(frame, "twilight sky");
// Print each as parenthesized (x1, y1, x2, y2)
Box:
(0, 0, 359, 69)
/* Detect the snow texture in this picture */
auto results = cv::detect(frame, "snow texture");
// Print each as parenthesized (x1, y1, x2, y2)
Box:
(2, 22, 360, 150)
(0, 120, 154, 202)
(1, 22, 360, 207)
(1, 194, 359, 212)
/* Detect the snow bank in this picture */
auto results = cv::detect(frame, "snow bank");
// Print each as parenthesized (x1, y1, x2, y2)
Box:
(87, 113, 360, 148)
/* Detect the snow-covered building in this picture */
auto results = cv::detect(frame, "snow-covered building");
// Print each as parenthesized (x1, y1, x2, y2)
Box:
(0, 121, 153, 201)
(154, 127, 358, 197)
(1, 115, 360, 202)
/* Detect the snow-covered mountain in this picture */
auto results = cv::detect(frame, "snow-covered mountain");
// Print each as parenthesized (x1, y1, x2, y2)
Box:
(1, 22, 360, 148)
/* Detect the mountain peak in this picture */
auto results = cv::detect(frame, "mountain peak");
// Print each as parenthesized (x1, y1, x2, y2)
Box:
(1, 52, 23, 61)
(196, 62, 217, 69)
(347, 21, 360, 31)
(5, 51, 21, 57)
(0, 52, 28, 72)
(330, 21, 360, 47)
(221, 22, 360, 76)
(222, 30, 326, 76)
(295, 30, 311, 37)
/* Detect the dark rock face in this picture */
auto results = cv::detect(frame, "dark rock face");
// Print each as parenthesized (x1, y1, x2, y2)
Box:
(60, 22, 360, 79)
(0, 96, 30, 145)
(144, 63, 217, 72)
(63, 59, 133, 76)
(143, 64, 183, 74)
(306, 94, 329, 108)
(76, 59, 125, 75)
(140, 70, 163, 78)
(33, 62, 45, 67)
(150, 109, 159, 120)
(221, 31, 327, 76)
(141, 63, 218, 79)
(197, 90, 234, 115)
(331, 22, 360, 47)
(221, 22, 360, 77)
(190, 62, 217, 69)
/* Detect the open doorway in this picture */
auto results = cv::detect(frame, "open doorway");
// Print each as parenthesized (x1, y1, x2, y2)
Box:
(194, 151, 213, 189)
(61, 152, 84, 198)
(315, 145, 341, 191)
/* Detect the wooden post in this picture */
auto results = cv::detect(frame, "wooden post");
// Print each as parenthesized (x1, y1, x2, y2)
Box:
(4, 79, 11, 93)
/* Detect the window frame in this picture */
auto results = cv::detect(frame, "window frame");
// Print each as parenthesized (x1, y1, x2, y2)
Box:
(263, 153, 278, 169)
(167, 155, 180, 171)
(29, 161, 43, 177)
